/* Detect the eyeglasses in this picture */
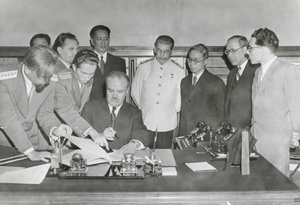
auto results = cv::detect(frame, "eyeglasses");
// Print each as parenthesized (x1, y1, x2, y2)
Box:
(247, 45, 261, 52)
(187, 58, 206, 64)
(224, 46, 244, 55)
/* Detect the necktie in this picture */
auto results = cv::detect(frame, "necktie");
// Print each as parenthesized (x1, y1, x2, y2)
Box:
(111, 107, 117, 128)
(100, 56, 104, 74)
(236, 67, 241, 81)
(193, 76, 197, 86)
(28, 85, 35, 104)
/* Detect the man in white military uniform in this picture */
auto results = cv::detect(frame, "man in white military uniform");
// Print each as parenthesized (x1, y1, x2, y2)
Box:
(131, 35, 185, 148)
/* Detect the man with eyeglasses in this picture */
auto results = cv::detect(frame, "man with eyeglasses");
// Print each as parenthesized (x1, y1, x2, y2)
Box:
(89, 25, 126, 100)
(246, 28, 300, 176)
(224, 35, 259, 129)
(178, 44, 225, 136)
(131, 35, 185, 148)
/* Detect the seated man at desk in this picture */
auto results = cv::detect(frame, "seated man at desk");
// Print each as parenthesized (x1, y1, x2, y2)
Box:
(0, 45, 72, 162)
(54, 49, 109, 148)
(81, 71, 150, 154)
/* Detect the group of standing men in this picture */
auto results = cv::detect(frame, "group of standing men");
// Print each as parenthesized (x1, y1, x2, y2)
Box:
(0, 26, 299, 176)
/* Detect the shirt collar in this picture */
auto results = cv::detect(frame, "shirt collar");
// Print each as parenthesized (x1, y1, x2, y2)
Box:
(261, 56, 277, 76)
(21, 64, 34, 95)
(153, 57, 171, 68)
(108, 103, 123, 116)
(192, 69, 204, 83)
(237, 60, 248, 75)
(94, 50, 107, 63)
(59, 57, 71, 69)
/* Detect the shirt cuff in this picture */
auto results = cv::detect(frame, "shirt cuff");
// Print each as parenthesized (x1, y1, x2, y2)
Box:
(130, 139, 145, 150)
(50, 126, 59, 141)
(83, 127, 94, 138)
(23, 147, 34, 156)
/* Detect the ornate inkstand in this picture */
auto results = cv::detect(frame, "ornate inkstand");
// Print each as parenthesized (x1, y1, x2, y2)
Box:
(120, 152, 137, 174)
(50, 136, 88, 176)
(144, 128, 162, 177)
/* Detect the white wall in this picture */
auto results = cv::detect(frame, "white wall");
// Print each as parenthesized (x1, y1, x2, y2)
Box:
(0, 0, 300, 47)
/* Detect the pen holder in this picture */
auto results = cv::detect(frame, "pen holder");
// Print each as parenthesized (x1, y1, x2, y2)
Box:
(144, 158, 162, 177)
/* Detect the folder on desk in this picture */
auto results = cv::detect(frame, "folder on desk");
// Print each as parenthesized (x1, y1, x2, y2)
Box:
(185, 162, 217, 172)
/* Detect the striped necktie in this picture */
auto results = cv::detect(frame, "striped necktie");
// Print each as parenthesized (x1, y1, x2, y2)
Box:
(236, 66, 241, 81)
(100, 56, 105, 74)
(111, 107, 117, 128)
(193, 76, 197, 86)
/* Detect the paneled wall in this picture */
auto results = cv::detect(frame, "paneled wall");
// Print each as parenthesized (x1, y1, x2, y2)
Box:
(1, 46, 300, 84)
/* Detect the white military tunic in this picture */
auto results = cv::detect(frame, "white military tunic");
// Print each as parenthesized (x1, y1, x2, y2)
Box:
(131, 58, 185, 132)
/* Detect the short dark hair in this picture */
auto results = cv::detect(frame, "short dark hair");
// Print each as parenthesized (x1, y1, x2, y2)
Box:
(23, 45, 58, 79)
(154, 35, 174, 50)
(105, 71, 130, 89)
(251, 28, 279, 52)
(29, 33, 51, 47)
(72, 50, 99, 68)
(89, 25, 111, 38)
(187, 44, 209, 59)
(227, 35, 248, 47)
(52, 32, 79, 53)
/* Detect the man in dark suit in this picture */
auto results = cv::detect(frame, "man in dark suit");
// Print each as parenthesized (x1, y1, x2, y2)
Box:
(179, 44, 225, 136)
(224, 35, 259, 129)
(89, 25, 126, 100)
(82, 71, 150, 154)
(29, 33, 51, 47)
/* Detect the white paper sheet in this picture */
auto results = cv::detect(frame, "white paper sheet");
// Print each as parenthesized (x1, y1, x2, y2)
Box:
(162, 167, 177, 176)
(65, 135, 112, 164)
(185, 162, 217, 172)
(0, 163, 51, 184)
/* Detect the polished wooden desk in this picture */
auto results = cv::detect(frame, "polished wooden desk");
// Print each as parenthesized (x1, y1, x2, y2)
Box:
(0, 146, 299, 204)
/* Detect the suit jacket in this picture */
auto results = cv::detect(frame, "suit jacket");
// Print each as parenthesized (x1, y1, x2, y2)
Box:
(224, 61, 259, 128)
(81, 99, 150, 149)
(179, 69, 225, 136)
(54, 58, 70, 73)
(54, 70, 93, 137)
(251, 58, 300, 176)
(89, 53, 126, 100)
(0, 63, 60, 153)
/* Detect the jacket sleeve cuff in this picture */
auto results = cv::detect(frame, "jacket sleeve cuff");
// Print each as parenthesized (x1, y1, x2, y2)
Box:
(23, 147, 34, 156)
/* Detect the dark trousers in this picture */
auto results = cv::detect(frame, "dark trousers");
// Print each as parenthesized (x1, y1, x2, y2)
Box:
(148, 130, 174, 149)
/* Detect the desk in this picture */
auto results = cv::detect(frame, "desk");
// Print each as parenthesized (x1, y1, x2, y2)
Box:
(0, 146, 299, 204)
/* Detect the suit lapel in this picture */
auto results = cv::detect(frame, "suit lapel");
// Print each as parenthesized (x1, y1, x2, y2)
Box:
(256, 59, 279, 96)
(98, 101, 111, 128)
(71, 74, 82, 108)
(104, 53, 113, 76)
(115, 103, 130, 130)
(11, 68, 28, 117)
(80, 79, 93, 111)
(190, 69, 209, 98)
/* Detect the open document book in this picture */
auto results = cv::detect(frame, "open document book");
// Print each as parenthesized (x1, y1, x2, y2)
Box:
(61, 136, 113, 166)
